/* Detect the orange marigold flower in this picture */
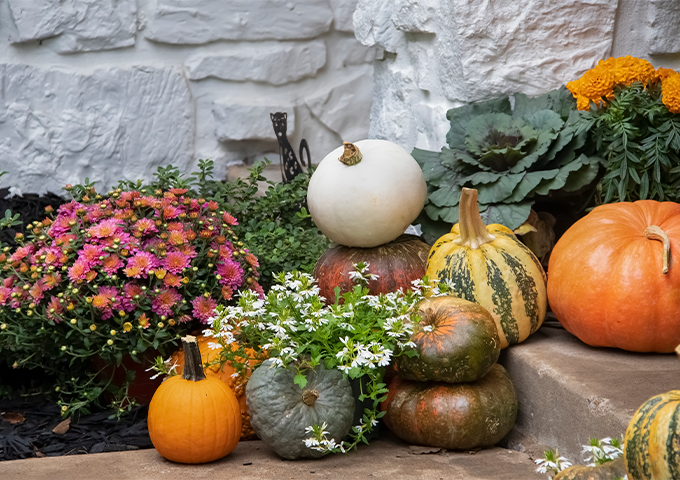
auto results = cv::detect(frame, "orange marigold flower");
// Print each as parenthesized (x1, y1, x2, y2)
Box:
(610, 55, 656, 85)
(662, 72, 680, 114)
(657, 67, 678, 81)
(576, 65, 614, 100)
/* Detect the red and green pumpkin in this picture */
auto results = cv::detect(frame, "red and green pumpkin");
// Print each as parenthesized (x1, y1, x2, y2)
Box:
(313, 234, 429, 304)
(394, 295, 500, 383)
(382, 364, 518, 450)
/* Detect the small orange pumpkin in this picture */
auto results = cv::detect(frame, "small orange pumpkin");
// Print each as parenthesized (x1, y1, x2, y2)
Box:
(148, 335, 241, 463)
(548, 200, 680, 352)
(170, 334, 260, 439)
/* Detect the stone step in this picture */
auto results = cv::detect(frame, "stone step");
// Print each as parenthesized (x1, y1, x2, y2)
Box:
(0, 433, 544, 480)
(499, 320, 680, 463)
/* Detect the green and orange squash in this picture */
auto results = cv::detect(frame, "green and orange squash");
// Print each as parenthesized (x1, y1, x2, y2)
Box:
(426, 188, 547, 348)
(395, 296, 500, 383)
(313, 234, 430, 304)
(548, 200, 680, 353)
(382, 364, 518, 450)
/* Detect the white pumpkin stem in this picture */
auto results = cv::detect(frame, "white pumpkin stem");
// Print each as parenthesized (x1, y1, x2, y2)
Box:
(455, 188, 495, 249)
(644, 225, 671, 275)
(338, 142, 362, 166)
(181, 335, 207, 382)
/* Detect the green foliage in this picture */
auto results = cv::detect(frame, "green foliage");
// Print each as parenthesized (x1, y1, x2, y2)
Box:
(413, 87, 603, 243)
(574, 82, 680, 203)
(209, 266, 457, 454)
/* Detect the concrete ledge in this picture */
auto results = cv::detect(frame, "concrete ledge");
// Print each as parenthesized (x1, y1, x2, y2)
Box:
(500, 322, 680, 462)
(0, 433, 544, 480)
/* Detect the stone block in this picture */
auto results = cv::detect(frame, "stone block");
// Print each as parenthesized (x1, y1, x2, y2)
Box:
(500, 325, 680, 462)
(649, 0, 680, 54)
(185, 40, 327, 85)
(213, 103, 295, 142)
(333, 37, 378, 68)
(329, 0, 358, 32)
(7, 0, 137, 53)
(0, 64, 193, 194)
(304, 66, 374, 143)
(145, 0, 333, 44)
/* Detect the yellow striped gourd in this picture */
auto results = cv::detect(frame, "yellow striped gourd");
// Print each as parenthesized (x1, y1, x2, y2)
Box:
(425, 188, 547, 348)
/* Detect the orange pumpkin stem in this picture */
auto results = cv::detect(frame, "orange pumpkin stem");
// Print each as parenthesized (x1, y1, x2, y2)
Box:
(338, 142, 362, 166)
(455, 188, 496, 249)
(644, 225, 671, 275)
(181, 335, 207, 382)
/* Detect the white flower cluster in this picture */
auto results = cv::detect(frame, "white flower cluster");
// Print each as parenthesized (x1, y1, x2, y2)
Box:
(303, 423, 346, 453)
(207, 268, 420, 376)
(534, 450, 572, 477)
(581, 437, 624, 467)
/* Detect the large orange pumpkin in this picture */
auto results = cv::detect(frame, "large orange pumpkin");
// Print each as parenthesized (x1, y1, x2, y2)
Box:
(148, 335, 241, 463)
(548, 200, 680, 352)
(171, 334, 260, 439)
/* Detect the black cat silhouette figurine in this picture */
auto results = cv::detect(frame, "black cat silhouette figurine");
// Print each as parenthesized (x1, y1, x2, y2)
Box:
(271, 112, 310, 183)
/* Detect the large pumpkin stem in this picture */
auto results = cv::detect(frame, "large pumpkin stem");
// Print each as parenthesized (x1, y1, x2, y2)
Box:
(302, 389, 319, 407)
(181, 335, 207, 382)
(455, 188, 496, 249)
(338, 142, 362, 166)
(644, 225, 671, 275)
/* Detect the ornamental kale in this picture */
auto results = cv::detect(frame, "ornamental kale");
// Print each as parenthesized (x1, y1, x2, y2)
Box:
(413, 87, 603, 244)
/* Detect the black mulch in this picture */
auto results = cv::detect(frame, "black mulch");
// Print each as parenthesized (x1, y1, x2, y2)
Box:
(0, 188, 69, 248)
(0, 398, 153, 461)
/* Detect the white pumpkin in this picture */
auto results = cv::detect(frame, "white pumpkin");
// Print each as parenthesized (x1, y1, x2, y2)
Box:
(307, 139, 427, 248)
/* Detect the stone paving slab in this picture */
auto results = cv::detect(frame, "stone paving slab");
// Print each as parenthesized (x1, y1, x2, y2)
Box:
(500, 323, 680, 462)
(0, 433, 544, 480)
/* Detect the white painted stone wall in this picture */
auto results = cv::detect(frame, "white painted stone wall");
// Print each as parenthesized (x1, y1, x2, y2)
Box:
(355, 0, 680, 153)
(0, 0, 377, 194)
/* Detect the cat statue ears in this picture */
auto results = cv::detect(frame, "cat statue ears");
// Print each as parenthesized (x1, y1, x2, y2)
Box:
(270, 111, 310, 184)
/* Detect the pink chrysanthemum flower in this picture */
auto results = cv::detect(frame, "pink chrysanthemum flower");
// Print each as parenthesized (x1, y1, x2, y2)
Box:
(29, 281, 45, 303)
(134, 218, 157, 235)
(79, 244, 104, 266)
(216, 259, 243, 288)
(192, 295, 217, 323)
(162, 205, 181, 220)
(122, 284, 144, 312)
(0, 286, 11, 306)
(88, 218, 121, 238)
(102, 254, 124, 275)
(11, 245, 35, 263)
(163, 251, 190, 274)
(152, 288, 182, 317)
(167, 230, 187, 246)
(42, 273, 62, 290)
(245, 252, 259, 268)
(46, 296, 63, 322)
(169, 188, 188, 195)
(68, 259, 91, 283)
(178, 314, 192, 324)
(222, 212, 238, 226)
(124, 251, 158, 278)
(217, 244, 234, 260)
(221, 285, 234, 301)
(163, 273, 182, 288)
(48, 214, 78, 237)
(249, 282, 265, 299)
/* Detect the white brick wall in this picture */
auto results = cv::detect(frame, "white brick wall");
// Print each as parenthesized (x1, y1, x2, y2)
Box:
(0, 0, 376, 194)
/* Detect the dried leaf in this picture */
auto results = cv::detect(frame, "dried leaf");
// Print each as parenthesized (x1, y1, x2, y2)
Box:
(408, 445, 442, 455)
(52, 417, 71, 435)
(1, 412, 25, 424)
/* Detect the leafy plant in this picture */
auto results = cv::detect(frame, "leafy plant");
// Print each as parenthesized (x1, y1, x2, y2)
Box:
(574, 82, 680, 203)
(208, 264, 458, 454)
(413, 87, 602, 244)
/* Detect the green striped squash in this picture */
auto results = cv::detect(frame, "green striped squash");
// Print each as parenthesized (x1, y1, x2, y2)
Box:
(425, 188, 547, 348)
(625, 390, 680, 480)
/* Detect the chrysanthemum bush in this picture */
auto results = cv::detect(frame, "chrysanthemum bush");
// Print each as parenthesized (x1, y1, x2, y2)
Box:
(207, 263, 456, 453)
(568, 56, 680, 203)
(0, 181, 262, 416)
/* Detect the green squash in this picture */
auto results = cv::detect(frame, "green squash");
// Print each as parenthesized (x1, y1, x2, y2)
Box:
(246, 358, 355, 460)
(382, 364, 517, 450)
(395, 296, 500, 383)
(554, 458, 627, 480)
(624, 390, 680, 480)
